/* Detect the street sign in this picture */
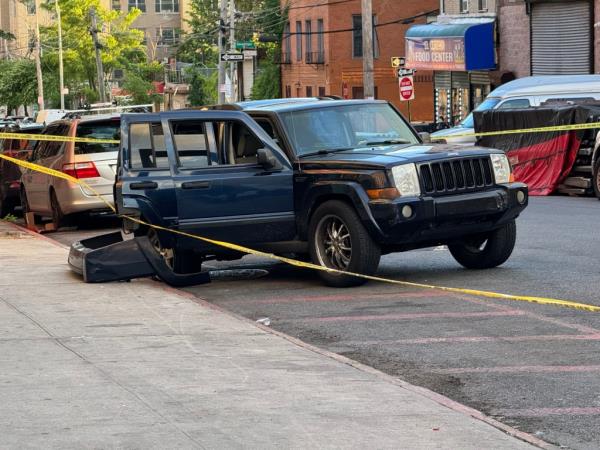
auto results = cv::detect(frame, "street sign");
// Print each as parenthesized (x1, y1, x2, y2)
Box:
(399, 76, 415, 101)
(236, 41, 256, 50)
(397, 68, 415, 77)
(243, 49, 257, 59)
(220, 52, 244, 62)
(391, 56, 405, 68)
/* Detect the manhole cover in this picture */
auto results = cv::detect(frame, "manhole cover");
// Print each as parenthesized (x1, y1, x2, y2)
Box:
(209, 268, 269, 281)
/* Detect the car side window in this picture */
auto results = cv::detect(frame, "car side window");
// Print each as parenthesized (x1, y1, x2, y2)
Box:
(129, 122, 169, 170)
(497, 99, 531, 110)
(40, 124, 67, 158)
(170, 120, 213, 168)
(220, 121, 263, 166)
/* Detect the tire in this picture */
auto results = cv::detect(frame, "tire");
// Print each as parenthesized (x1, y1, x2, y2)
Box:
(50, 190, 65, 230)
(20, 188, 40, 225)
(147, 227, 203, 275)
(448, 220, 517, 270)
(0, 194, 11, 218)
(308, 200, 381, 287)
(593, 157, 600, 200)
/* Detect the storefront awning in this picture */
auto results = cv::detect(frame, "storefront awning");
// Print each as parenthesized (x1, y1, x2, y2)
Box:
(405, 21, 495, 71)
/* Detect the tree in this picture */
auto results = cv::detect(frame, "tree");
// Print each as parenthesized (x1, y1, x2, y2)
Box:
(122, 72, 162, 105)
(0, 59, 38, 114)
(39, 0, 145, 102)
(187, 68, 218, 106)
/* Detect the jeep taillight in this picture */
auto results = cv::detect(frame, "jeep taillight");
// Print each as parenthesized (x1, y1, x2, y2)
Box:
(62, 162, 100, 179)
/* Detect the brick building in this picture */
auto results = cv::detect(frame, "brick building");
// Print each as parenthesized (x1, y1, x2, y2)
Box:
(280, 0, 439, 122)
(407, 0, 600, 125)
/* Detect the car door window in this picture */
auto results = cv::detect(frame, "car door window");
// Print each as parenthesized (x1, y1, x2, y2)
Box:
(170, 120, 214, 168)
(218, 121, 264, 166)
(129, 122, 169, 170)
(497, 99, 531, 110)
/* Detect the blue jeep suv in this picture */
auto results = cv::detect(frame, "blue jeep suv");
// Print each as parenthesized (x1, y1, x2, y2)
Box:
(114, 99, 528, 287)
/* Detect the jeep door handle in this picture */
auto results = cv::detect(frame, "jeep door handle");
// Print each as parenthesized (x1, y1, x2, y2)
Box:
(181, 181, 210, 189)
(130, 181, 158, 190)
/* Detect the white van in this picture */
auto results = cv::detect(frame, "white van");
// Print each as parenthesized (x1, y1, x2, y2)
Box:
(431, 75, 600, 144)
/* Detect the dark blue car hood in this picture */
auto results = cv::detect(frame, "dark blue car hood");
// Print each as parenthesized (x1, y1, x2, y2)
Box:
(298, 143, 500, 168)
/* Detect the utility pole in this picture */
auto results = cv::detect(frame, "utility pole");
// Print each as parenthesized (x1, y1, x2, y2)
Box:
(218, 0, 228, 104)
(34, 0, 45, 111)
(55, 0, 65, 109)
(89, 7, 106, 103)
(229, 0, 236, 102)
(361, 0, 375, 99)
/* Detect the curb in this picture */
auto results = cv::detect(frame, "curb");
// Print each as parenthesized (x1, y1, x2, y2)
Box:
(8, 219, 555, 449)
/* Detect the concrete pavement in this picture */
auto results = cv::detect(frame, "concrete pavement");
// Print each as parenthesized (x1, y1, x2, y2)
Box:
(0, 221, 544, 449)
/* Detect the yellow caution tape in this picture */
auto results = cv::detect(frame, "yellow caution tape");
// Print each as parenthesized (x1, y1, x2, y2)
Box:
(430, 120, 600, 140)
(2, 152, 599, 313)
(0, 131, 119, 145)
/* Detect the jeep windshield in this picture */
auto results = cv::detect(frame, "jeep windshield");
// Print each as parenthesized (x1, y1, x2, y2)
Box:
(280, 103, 419, 157)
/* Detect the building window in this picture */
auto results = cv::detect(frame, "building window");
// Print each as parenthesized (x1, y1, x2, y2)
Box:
(295, 21, 302, 61)
(156, 28, 180, 46)
(318, 86, 326, 97)
(352, 15, 379, 58)
(317, 19, 325, 62)
(460, 0, 469, 13)
(305, 20, 312, 62)
(156, 0, 179, 13)
(306, 86, 313, 97)
(478, 0, 487, 11)
(25, 0, 35, 15)
(285, 85, 292, 98)
(128, 0, 146, 12)
(283, 22, 292, 63)
(112, 0, 121, 11)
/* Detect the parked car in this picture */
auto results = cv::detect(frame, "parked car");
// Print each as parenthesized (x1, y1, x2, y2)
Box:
(0, 122, 44, 216)
(20, 114, 119, 228)
(432, 75, 600, 144)
(104, 99, 528, 287)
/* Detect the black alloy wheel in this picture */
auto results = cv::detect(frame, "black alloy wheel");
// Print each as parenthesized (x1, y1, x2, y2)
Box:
(309, 200, 381, 287)
(593, 158, 600, 200)
(146, 227, 203, 275)
(448, 220, 517, 270)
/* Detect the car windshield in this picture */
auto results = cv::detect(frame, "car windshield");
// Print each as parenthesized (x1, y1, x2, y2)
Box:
(75, 119, 120, 154)
(280, 103, 419, 157)
(459, 98, 501, 128)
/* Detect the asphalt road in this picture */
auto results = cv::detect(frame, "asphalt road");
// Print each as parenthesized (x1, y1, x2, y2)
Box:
(42, 196, 600, 449)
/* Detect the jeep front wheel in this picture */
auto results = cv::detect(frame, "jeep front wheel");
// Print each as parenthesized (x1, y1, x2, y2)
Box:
(309, 200, 381, 287)
(448, 220, 517, 269)
(593, 157, 600, 200)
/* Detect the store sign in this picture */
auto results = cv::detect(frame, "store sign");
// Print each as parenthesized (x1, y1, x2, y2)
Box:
(406, 37, 466, 71)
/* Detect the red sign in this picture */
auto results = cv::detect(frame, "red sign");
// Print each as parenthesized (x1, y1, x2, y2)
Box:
(399, 76, 414, 101)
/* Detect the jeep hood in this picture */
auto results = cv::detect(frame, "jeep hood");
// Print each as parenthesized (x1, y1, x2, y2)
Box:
(298, 143, 500, 167)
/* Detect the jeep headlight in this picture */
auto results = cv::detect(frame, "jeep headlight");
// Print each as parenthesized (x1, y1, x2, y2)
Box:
(391, 164, 421, 197)
(490, 153, 512, 184)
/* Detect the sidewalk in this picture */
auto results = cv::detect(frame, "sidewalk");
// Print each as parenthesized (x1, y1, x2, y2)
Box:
(0, 221, 544, 449)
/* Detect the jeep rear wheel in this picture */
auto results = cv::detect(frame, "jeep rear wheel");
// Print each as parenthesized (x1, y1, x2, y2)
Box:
(147, 228, 203, 275)
(309, 200, 381, 287)
(448, 220, 517, 269)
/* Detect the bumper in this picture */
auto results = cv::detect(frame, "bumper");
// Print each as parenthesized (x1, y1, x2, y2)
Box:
(368, 183, 528, 247)
(57, 184, 114, 215)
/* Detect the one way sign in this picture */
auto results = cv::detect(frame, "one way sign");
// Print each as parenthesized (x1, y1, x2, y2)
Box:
(220, 52, 244, 62)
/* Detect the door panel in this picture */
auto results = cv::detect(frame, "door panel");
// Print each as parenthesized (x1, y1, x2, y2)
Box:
(167, 114, 295, 245)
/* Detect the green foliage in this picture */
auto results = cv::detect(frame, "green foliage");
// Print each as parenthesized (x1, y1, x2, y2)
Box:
(0, 59, 38, 113)
(187, 68, 218, 106)
(0, 30, 16, 41)
(251, 48, 280, 100)
(2, 214, 18, 223)
(39, 0, 145, 102)
(122, 72, 162, 105)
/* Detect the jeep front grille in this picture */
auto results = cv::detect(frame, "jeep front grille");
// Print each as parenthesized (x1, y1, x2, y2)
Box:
(419, 157, 494, 195)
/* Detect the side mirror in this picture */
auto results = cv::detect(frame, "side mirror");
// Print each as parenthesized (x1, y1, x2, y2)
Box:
(419, 132, 431, 143)
(257, 148, 283, 171)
